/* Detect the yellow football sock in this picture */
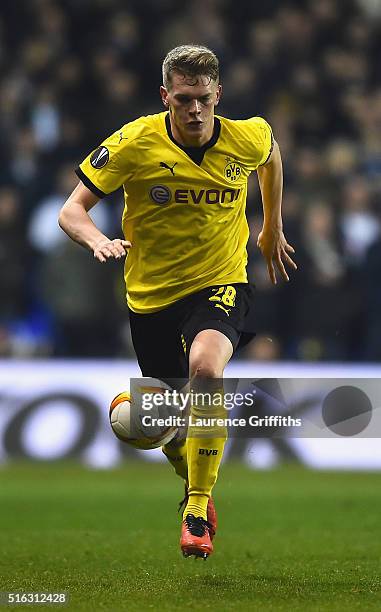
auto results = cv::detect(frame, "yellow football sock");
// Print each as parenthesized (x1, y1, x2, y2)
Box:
(184, 382, 227, 521)
(162, 438, 188, 482)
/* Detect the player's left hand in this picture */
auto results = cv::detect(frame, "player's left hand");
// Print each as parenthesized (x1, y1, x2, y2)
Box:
(257, 227, 297, 284)
(93, 238, 131, 263)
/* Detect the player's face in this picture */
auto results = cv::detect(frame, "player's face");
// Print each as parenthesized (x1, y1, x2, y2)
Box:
(160, 72, 222, 146)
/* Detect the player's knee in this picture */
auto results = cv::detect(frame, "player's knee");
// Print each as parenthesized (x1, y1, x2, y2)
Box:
(189, 358, 223, 380)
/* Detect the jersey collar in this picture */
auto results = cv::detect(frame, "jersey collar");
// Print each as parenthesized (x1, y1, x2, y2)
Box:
(165, 112, 221, 166)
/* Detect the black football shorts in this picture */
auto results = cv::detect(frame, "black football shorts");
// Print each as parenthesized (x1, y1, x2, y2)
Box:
(128, 283, 256, 384)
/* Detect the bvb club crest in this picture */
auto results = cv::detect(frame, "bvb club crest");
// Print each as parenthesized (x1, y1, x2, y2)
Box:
(224, 158, 242, 182)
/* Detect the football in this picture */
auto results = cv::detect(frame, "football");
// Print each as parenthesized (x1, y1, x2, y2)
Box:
(109, 379, 179, 449)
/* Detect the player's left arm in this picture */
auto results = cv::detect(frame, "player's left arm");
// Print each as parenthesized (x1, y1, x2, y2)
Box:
(256, 140, 297, 284)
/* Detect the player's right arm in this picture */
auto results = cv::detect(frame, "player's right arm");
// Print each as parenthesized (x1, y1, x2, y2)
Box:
(58, 181, 131, 263)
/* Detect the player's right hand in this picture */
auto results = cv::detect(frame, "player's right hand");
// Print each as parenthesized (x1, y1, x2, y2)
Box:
(93, 238, 131, 263)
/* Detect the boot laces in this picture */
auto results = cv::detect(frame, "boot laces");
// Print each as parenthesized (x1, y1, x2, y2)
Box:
(185, 514, 212, 537)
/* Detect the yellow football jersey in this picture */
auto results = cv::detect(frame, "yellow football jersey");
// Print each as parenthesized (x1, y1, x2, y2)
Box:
(76, 112, 273, 313)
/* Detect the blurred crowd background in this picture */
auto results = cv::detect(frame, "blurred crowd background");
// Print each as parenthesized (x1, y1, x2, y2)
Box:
(0, 0, 380, 362)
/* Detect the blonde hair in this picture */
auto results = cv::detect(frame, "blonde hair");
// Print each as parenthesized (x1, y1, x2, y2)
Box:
(162, 44, 219, 89)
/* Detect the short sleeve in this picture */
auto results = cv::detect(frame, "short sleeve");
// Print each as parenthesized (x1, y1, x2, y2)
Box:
(245, 117, 274, 170)
(76, 126, 137, 197)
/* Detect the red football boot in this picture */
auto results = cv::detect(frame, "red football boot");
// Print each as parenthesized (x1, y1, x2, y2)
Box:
(178, 485, 217, 540)
(180, 514, 213, 559)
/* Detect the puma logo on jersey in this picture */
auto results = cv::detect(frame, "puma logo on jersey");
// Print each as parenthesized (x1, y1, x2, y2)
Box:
(215, 303, 231, 316)
(118, 131, 129, 144)
(160, 161, 177, 176)
(199, 449, 218, 456)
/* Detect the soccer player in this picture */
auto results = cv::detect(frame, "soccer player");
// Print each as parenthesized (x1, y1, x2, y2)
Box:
(58, 45, 296, 559)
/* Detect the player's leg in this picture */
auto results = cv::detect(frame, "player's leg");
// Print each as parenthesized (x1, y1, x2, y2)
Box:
(184, 329, 231, 519)
(163, 378, 218, 539)
(181, 329, 232, 557)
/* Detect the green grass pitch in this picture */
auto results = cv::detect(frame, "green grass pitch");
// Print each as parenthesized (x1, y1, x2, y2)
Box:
(0, 462, 380, 611)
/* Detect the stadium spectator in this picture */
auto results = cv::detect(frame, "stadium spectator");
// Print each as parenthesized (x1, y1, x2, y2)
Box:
(0, 187, 29, 321)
